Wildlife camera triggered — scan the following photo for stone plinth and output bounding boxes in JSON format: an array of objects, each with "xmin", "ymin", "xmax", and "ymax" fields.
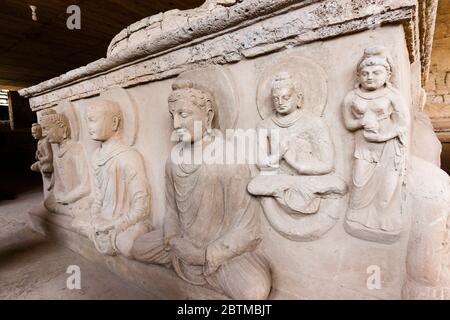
[
  {"xmin": 20, "ymin": 0, "xmax": 450, "ymax": 300},
  {"xmin": 29, "ymin": 205, "xmax": 228, "ymax": 300}
]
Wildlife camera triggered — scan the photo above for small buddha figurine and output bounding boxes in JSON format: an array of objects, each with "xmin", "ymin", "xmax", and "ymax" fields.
[
  {"xmin": 86, "ymin": 99, "xmax": 150, "ymax": 258},
  {"xmin": 132, "ymin": 79, "xmax": 272, "ymax": 300},
  {"xmin": 342, "ymin": 46, "xmax": 410, "ymax": 243},
  {"xmin": 40, "ymin": 109, "xmax": 91, "ymax": 232}
]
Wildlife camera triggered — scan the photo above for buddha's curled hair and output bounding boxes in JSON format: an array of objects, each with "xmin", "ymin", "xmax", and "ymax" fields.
[{"xmin": 168, "ymin": 78, "xmax": 215, "ymax": 114}]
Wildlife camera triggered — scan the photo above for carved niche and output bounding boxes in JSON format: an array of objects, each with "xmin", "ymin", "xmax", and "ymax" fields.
[
  {"xmin": 132, "ymin": 66, "xmax": 272, "ymax": 300},
  {"xmin": 85, "ymin": 88, "xmax": 151, "ymax": 258},
  {"xmin": 39, "ymin": 102, "xmax": 92, "ymax": 234},
  {"xmin": 247, "ymin": 56, "xmax": 348, "ymax": 241}
]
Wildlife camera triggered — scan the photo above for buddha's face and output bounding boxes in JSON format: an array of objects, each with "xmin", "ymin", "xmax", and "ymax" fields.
[
  {"xmin": 169, "ymin": 97, "xmax": 211, "ymax": 143},
  {"xmin": 31, "ymin": 126, "xmax": 42, "ymax": 140},
  {"xmin": 86, "ymin": 107, "xmax": 119, "ymax": 142},
  {"xmin": 359, "ymin": 65, "xmax": 388, "ymax": 91},
  {"xmin": 272, "ymin": 86, "xmax": 299, "ymax": 115},
  {"xmin": 42, "ymin": 122, "xmax": 66, "ymax": 144}
]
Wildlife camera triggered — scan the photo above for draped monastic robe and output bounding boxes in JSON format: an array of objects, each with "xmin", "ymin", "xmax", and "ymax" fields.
[
  {"xmin": 44, "ymin": 140, "xmax": 91, "ymax": 221},
  {"xmin": 133, "ymin": 136, "xmax": 271, "ymax": 299},
  {"xmin": 90, "ymin": 140, "xmax": 150, "ymax": 256},
  {"xmin": 248, "ymin": 109, "xmax": 347, "ymax": 215}
]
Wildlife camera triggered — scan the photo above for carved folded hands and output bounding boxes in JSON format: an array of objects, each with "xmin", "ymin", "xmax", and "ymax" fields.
[{"xmin": 92, "ymin": 217, "xmax": 116, "ymax": 233}]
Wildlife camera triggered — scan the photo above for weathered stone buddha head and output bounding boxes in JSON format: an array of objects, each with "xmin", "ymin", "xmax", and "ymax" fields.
[
  {"xmin": 31, "ymin": 123, "xmax": 43, "ymax": 140},
  {"xmin": 40, "ymin": 109, "xmax": 71, "ymax": 144},
  {"xmin": 86, "ymin": 99, "xmax": 122, "ymax": 143},
  {"xmin": 271, "ymin": 72, "xmax": 303, "ymax": 116},
  {"xmin": 168, "ymin": 79, "xmax": 215, "ymax": 143},
  {"xmin": 357, "ymin": 47, "xmax": 393, "ymax": 91}
]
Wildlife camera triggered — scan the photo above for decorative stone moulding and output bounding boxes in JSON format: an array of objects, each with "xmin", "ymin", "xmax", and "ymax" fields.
[{"xmin": 21, "ymin": 0, "xmax": 450, "ymax": 300}]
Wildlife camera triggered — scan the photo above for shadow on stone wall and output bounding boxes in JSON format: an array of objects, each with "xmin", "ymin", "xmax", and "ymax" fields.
[{"xmin": 441, "ymin": 143, "xmax": 450, "ymax": 174}]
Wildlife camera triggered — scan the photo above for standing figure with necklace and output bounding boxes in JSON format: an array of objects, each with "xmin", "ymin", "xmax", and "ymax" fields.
[{"xmin": 343, "ymin": 46, "xmax": 410, "ymax": 243}]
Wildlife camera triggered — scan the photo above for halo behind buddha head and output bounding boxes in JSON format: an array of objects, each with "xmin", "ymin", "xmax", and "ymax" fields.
[
  {"xmin": 257, "ymin": 56, "xmax": 328, "ymax": 118},
  {"xmin": 98, "ymin": 87, "xmax": 139, "ymax": 146},
  {"xmin": 175, "ymin": 66, "xmax": 239, "ymax": 131},
  {"xmin": 86, "ymin": 98, "xmax": 123, "ymax": 133},
  {"xmin": 59, "ymin": 101, "xmax": 80, "ymax": 141},
  {"xmin": 168, "ymin": 79, "xmax": 216, "ymax": 126},
  {"xmin": 271, "ymin": 72, "xmax": 304, "ymax": 107}
]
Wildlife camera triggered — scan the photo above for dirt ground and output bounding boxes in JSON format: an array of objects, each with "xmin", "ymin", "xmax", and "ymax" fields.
[{"xmin": 0, "ymin": 183, "xmax": 157, "ymax": 300}]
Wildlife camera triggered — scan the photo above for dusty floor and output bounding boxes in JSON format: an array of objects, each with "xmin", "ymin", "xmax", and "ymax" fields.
[{"xmin": 0, "ymin": 180, "xmax": 158, "ymax": 300}]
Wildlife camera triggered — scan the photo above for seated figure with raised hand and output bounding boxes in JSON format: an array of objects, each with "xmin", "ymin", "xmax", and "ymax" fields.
[
  {"xmin": 132, "ymin": 79, "xmax": 271, "ymax": 300},
  {"xmin": 86, "ymin": 99, "xmax": 151, "ymax": 258},
  {"xmin": 247, "ymin": 72, "xmax": 347, "ymax": 241}
]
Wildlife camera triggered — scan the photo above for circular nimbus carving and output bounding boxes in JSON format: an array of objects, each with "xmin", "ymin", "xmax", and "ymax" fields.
[
  {"xmin": 256, "ymin": 56, "xmax": 328, "ymax": 119},
  {"xmin": 100, "ymin": 87, "xmax": 139, "ymax": 146},
  {"xmin": 177, "ymin": 65, "xmax": 239, "ymax": 131},
  {"xmin": 58, "ymin": 101, "xmax": 80, "ymax": 142}
]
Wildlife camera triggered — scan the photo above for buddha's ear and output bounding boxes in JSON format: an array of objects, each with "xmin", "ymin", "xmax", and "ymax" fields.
[
  {"xmin": 63, "ymin": 125, "xmax": 71, "ymax": 139},
  {"xmin": 297, "ymin": 92, "xmax": 304, "ymax": 108},
  {"xmin": 112, "ymin": 115, "xmax": 121, "ymax": 132},
  {"xmin": 63, "ymin": 130, "xmax": 67, "ymax": 139},
  {"xmin": 207, "ymin": 109, "xmax": 214, "ymax": 129},
  {"xmin": 204, "ymin": 100, "xmax": 214, "ymax": 129}
]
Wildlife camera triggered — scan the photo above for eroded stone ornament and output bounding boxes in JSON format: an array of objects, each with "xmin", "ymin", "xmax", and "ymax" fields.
[
  {"xmin": 343, "ymin": 47, "xmax": 410, "ymax": 244},
  {"xmin": 203, "ymin": 0, "xmax": 238, "ymax": 7},
  {"xmin": 40, "ymin": 108, "xmax": 91, "ymax": 232},
  {"xmin": 402, "ymin": 157, "xmax": 450, "ymax": 299},
  {"xmin": 248, "ymin": 67, "xmax": 347, "ymax": 241},
  {"xmin": 86, "ymin": 97, "xmax": 151, "ymax": 258},
  {"xmin": 132, "ymin": 76, "xmax": 272, "ymax": 300},
  {"xmin": 30, "ymin": 122, "xmax": 54, "ymax": 190}
]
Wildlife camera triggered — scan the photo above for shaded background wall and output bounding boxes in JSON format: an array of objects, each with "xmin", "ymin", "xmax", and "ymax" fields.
[
  {"xmin": 0, "ymin": 0, "xmax": 203, "ymax": 197},
  {"xmin": 0, "ymin": 91, "xmax": 38, "ymax": 197},
  {"xmin": 424, "ymin": 0, "xmax": 450, "ymax": 173}
]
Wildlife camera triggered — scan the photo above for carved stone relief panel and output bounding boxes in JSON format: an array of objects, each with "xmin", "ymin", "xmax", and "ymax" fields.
[
  {"xmin": 247, "ymin": 57, "xmax": 348, "ymax": 241},
  {"xmin": 39, "ymin": 102, "xmax": 92, "ymax": 234},
  {"xmin": 17, "ymin": 0, "xmax": 449, "ymax": 300},
  {"xmin": 132, "ymin": 66, "xmax": 272, "ymax": 299},
  {"xmin": 85, "ymin": 88, "xmax": 151, "ymax": 258},
  {"xmin": 402, "ymin": 157, "xmax": 450, "ymax": 299},
  {"xmin": 342, "ymin": 47, "xmax": 410, "ymax": 244}
]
